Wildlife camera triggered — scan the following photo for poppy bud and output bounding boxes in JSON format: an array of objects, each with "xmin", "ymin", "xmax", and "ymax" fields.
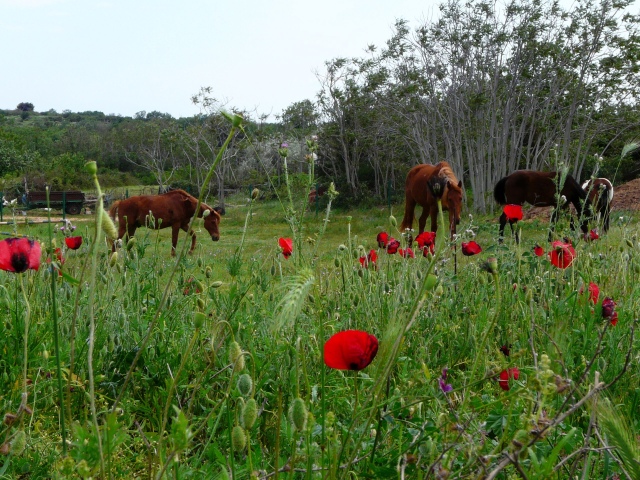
[
  {"xmin": 289, "ymin": 398, "xmax": 308, "ymax": 431},
  {"xmin": 211, "ymin": 281, "xmax": 223, "ymax": 289},
  {"xmin": 197, "ymin": 257, "xmax": 203, "ymax": 268},
  {"xmin": 202, "ymin": 208, "xmax": 210, "ymax": 218},
  {"xmin": 231, "ymin": 425, "xmax": 246, "ymax": 452},
  {"xmin": 119, "ymin": 313, "xmax": 126, "ymax": 327},
  {"xmin": 10, "ymin": 430, "xmax": 26, "ymax": 456},
  {"xmin": 197, "ymin": 298, "xmax": 205, "ymax": 310},
  {"xmin": 229, "ymin": 341, "xmax": 245, "ymax": 372},
  {"xmin": 334, "ymin": 258, "xmax": 341, "ymax": 268},
  {"xmin": 84, "ymin": 161, "xmax": 98, "ymax": 175},
  {"xmin": 626, "ymin": 239, "xmax": 634, "ymax": 248},
  {"xmin": 102, "ymin": 214, "xmax": 118, "ymax": 240},
  {"xmin": 251, "ymin": 188, "xmax": 260, "ymax": 200},
  {"xmin": 389, "ymin": 215, "xmax": 397, "ymax": 227},
  {"xmin": 43, "ymin": 350, "xmax": 49, "ymax": 360},
  {"xmin": 109, "ymin": 251, "xmax": 118, "ymax": 267},
  {"xmin": 237, "ymin": 373, "xmax": 253, "ymax": 396},
  {"xmin": 126, "ymin": 237, "xmax": 137, "ymax": 251},
  {"xmin": 434, "ymin": 285, "xmax": 444, "ymax": 297},
  {"xmin": 242, "ymin": 398, "xmax": 258, "ymax": 429},
  {"xmin": 3, "ymin": 413, "xmax": 17, "ymax": 426},
  {"xmin": 205, "ymin": 266, "xmax": 212, "ymax": 278},
  {"xmin": 512, "ymin": 429, "xmax": 529, "ymax": 449},
  {"xmin": 194, "ymin": 312, "xmax": 206, "ymax": 329}
]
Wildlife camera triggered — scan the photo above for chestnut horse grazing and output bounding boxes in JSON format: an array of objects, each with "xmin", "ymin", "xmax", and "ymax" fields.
[
  {"xmin": 109, "ymin": 189, "xmax": 222, "ymax": 256},
  {"xmin": 493, "ymin": 171, "xmax": 592, "ymax": 240},
  {"xmin": 582, "ymin": 178, "xmax": 613, "ymax": 232},
  {"xmin": 400, "ymin": 162, "xmax": 463, "ymax": 237}
]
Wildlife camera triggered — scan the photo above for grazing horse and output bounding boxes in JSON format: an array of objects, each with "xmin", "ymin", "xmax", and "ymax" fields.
[
  {"xmin": 493, "ymin": 170, "xmax": 592, "ymax": 240},
  {"xmin": 400, "ymin": 162, "xmax": 463, "ymax": 237},
  {"xmin": 582, "ymin": 178, "xmax": 613, "ymax": 232},
  {"xmin": 109, "ymin": 189, "xmax": 223, "ymax": 256}
]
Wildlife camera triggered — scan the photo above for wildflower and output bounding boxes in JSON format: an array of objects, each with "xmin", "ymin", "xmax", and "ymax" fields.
[
  {"xmin": 585, "ymin": 282, "xmax": 600, "ymax": 304},
  {"xmin": 376, "ymin": 232, "xmax": 389, "ymax": 248},
  {"xmin": 461, "ymin": 240, "xmax": 482, "ymax": 256},
  {"xmin": 533, "ymin": 244, "xmax": 544, "ymax": 257},
  {"xmin": 0, "ymin": 238, "xmax": 41, "ymax": 273},
  {"xmin": 587, "ymin": 229, "xmax": 599, "ymax": 241},
  {"xmin": 279, "ymin": 237, "xmax": 293, "ymax": 259},
  {"xmin": 359, "ymin": 249, "xmax": 377, "ymax": 268},
  {"xmin": 602, "ymin": 297, "xmax": 618, "ymax": 326},
  {"xmin": 439, "ymin": 368, "xmax": 453, "ymax": 393},
  {"xmin": 278, "ymin": 142, "xmax": 289, "ymax": 158},
  {"xmin": 503, "ymin": 204, "xmax": 523, "ymax": 222},
  {"xmin": 498, "ymin": 367, "xmax": 520, "ymax": 391},
  {"xmin": 548, "ymin": 240, "xmax": 576, "ymax": 269},
  {"xmin": 398, "ymin": 247, "xmax": 415, "ymax": 258},
  {"xmin": 64, "ymin": 236, "xmax": 83, "ymax": 250},
  {"xmin": 324, "ymin": 330, "xmax": 378, "ymax": 371},
  {"xmin": 415, "ymin": 231, "xmax": 436, "ymax": 255},
  {"xmin": 500, "ymin": 344, "xmax": 511, "ymax": 357},
  {"xmin": 386, "ymin": 238, "xmax": 400, "ymax": 255}
]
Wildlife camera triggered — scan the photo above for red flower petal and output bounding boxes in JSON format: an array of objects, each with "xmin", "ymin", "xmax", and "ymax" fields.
[
  {"xmin": 324, "ymin": 330, "xmax": 378, "ymax": 371},
  {"xmin": 386, "ymin": 238, "xmax": 400, "ymax": 254},
  {"xmin": 376, "ymin": 232, "xmax": 389, "ymax": 248},
  {"xmin": 415, "ymin": 232, "xmax": 436, "ymax": 249},
  {"xmin": 498, "ymin": 367, "xmax": 520, "ymax": 391},
  {"xmin": 548, "ymin": 241, "xmax": 576, "ymax": 269},
  {"xmin": 0, "ymin": 238, "xmax": 42, "ymax": 273},
  {"xmin": 64, "ymin": 236, "xmax": 83, "ymax": 250},
  {"xmin": 398, "ymin": 247, "xmax": 415, "ymax": 258},
  {"xmin": 588, "ymin": 282, "xmax": 600, "ymax": 305},
  {"xmin": 278, "ymin": 237, "xmax": 293, "ymax": 259},
  {"xmin": 589, "ymin": 229, "xmax": 599, "ymax": 241},
  {"xmin": 503, "ymin": 204, "xmax": 523, "ymax": 222},
  {"xmin": 461, "ymin": 240, "xmax": 482, "ymax": 256},
  {"xmin": 533, "ymin": 245, "xmax": 544, "ymax": 257}
]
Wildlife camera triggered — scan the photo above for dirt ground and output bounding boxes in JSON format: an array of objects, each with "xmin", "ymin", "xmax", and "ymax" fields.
[{"xmin": 524, "ymin": 177, "xmax": 640, "ymax": 221}]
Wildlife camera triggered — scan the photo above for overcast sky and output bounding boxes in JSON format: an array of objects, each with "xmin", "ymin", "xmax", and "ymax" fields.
[{"xmin": 0, "ymin": 0, "xmax": 439, "ymax": 119}]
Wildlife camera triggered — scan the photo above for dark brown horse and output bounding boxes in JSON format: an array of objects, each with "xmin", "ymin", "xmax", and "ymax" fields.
[
  {"xmin": 582, "ymin": 178, "xmax": 613, "ymax": 232},
  {"xmin": 493, "ymin": 170, "xmax": 592, "ymax": 240},
  {"xmin": 109, "ymin": 189, "xmax": 223, "ymax": 256},
  {"xmin": 400, "ymin": 162, "xmax": 463, "ymax": 237}
]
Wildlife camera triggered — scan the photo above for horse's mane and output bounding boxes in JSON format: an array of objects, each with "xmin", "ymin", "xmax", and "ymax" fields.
[{"xmin": 435, "ymin": 162, "xmax": 461, "ymax": 191}]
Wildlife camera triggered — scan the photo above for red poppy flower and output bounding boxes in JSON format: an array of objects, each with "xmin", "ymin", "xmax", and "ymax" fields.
[
  {"xmin": 398, "ymin": 247, "xmax": 415, "ymax": 258},
  {"xmin": 359, "ymin": 249, "xmax": 377, "ymax": 268},
  {"xmin": 386, "ymin": 238, "xmax": 400, "ymax": 254},
  {"xmin": 587, "ymin": 229, "xmax": 599, "ymax": 241},
  {"xmin": 324, "ymin": 330, "xmax": 378, "ymax": 371},
  {"xmin": 0, "ymin": 238, "xmax": 41, "ymax": 273},
  {"xmin": 461, "ymin": 241, "xmax": 482, "ymax": 256},
  {"xmin": 602, "ymin": 297, "xmax": 618, "ymax": 325},
  {"xmin": 503, "ymin": 204, "xmax": 523, "ymax": 222},
  {"xmin": 376, "ymin": 232, "xmax": 389, "ymax": 248},
  {"xmin": 548, "ymin": 240, "xmax": 576, "ymax": 269},
  {"xmin": 587, "ymin": 282, "xmax": 600, "ymax": 305},
  {"xmin": 533, "ymin": 245, "xmax": 544, "ymax": 257},
  {"xmin": 278, "ymin": 237, "xmax": 293, "ymax": 259},
  {"xmin": 415, "ymin": 232, "xmax": 436, "ymax": 255},
  {"xmin": 64, "ymin": 236, "xmax": 83, "ymax": 250},
  {"xmin": 498, "ymin": 367, "xmax": 520, "ymax": 391}
]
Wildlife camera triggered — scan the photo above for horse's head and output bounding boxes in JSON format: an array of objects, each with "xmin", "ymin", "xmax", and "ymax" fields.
[
  {"xmin": 202, "ymin": 206, "xmax": 223, "ymax": 242},
  {"xmin": 446, "ymin": 180, "xmax": 463, "ymax": 234}
]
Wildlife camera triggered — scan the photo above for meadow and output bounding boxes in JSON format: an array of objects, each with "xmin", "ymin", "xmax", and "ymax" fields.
[{"xmin": 0, "ymin": 149, "xmax": 639, "ymax": 479}]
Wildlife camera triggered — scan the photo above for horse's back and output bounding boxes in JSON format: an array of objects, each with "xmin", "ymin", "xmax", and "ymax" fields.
[{"xmin": 116, "ymin": 190, "xmax": 196, "ymax": 227}]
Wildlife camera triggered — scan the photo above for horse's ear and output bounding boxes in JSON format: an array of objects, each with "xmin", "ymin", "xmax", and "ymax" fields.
[
  {"xmin": 213, "ymin": 206, "xmax": 226, "ymax": 216},
  {"xmin": 457, "ymin": 180, "xmax": 462, "ymax": 188}
]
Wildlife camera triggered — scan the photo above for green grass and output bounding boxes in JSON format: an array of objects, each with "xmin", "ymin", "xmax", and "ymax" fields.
[{"xmin": 0, "ymin": 193, "xmax": 638, "ymax": 479}]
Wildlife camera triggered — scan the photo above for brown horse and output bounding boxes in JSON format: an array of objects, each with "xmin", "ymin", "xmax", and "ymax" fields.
[
  {"xmin": 493, "ymin": 170, "xmax": 592, "ymax": 240},
  {"xmin": 400, "ymin": 162, "xmax": 463, "ymax": 237},
  {"xmin": 109, "ymin": 189, "xmax": 222, "ymax": 256},
  {"xmin": 582, "ymin": 178, "xmax": 613, "ymax": 232}
]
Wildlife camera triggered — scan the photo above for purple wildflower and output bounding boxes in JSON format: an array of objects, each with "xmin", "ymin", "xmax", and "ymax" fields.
[
  {"xmin": 281, "ymin": 142, "xmax": 289, "ymax": 148},
  {"xmin": 439, "ymin": 368, "xmax": 453, "ymax": 393}
]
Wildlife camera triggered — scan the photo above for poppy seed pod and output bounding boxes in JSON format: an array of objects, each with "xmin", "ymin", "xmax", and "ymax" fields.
[
  {"xmin": 289, "ymin": 398, "xmax": 308, "ymax": 431},
  {"xmin": 211, "ymin": 281, "xmax": 223, "ymax": 289},
  {"xmin": 237, "ymin": 373, "xmax": 253, "ymax": 396},
  {"xmin": 102, "ymin": 214, "xmax": 118, "ymax": 240},
  {"xmin": 205, "ymin": 266, "xmax": 212, "ymax": 278},
  {"xmin": 231, "ymin": 425, "xmax": 246, "ymax": 452},
  {"xmin": 126, "ymin": 237, "xmax": 136, "ymax": 250},
  {"xmin": 242, "ymin": 398, "xmax": 258, "ymax": 429},
  {"xmin": 109, "ymin": 251, "xmax": 118, "ymax": 267}
]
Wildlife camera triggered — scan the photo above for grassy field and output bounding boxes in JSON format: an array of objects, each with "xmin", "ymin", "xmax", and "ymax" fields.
[{"xmin": 0, "ymin": 189, "xmax": 639, "ymax": 479}]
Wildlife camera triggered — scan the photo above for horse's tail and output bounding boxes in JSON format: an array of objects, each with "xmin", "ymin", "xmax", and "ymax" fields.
[
  {"xmin": 493, "ymin": 177, "xmax": 508, "ymax": 205},
  {"xmin": 109, "ymin": 200, "xmax": 121, "ymax": 220}
]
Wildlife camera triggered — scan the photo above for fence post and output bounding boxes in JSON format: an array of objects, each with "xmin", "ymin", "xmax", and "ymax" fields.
[
  {"xmin": 62, "ymin": 191, "xmax": 66, "ymax": 220},
  {"xmin": 249, "ymin": 184, "xmax": 253, "ymax": 199},
  {"xmin": 0, "ymin": 192, "xmax": 3, "ymax": 222}
]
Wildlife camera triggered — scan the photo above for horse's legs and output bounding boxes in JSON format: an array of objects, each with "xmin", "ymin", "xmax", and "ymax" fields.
[
  {"xmin": 418, "ymin": 207, "xmax": 429, "ymax": 234},
  {"xmin": 429, "ymin": 206, "xmax": 439, "ymax": 233},
  {"xmin": 171, "ymin": 226, "xmax": 181, "ymax": 256},
  {"xmin": 498, "ymin": 212, "xmax": 507, "ymax": 242},
  {"xmin": 400, "ymin": 196, "xmax": 417, "ymax": 232}
]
